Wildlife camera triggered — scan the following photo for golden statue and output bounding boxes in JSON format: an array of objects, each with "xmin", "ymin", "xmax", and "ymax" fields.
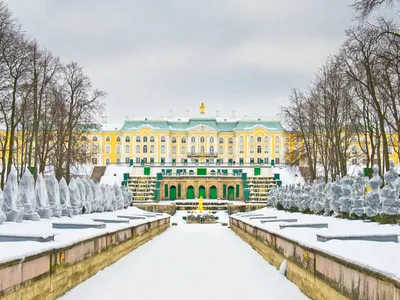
[
  {"xmin": 200, "ymin": 103, "xmax": 206, "ymax": 115},
  {"xmin": 197, "ymin": 196, "xmax": 204, "ymax": 211}
]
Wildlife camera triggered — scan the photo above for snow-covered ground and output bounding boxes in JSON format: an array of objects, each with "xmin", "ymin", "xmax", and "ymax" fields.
[
  {"xmin": 233, "ymin": 208, "xmax": 400, "ymax": 281},
  {"xmin": 100, "ymin": 165, "xmax": 131, "ymax": 185},
  {"xmin": 0, "ymin": 207, "xmax": 166, "ymax": 264},
  {"xmin": 61, "ymin": 211, "xmax": 307, "ymax": 300}
]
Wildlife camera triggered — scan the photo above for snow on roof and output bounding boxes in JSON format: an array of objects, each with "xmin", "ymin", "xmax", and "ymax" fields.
[{"xmin": 100, "ymin": 123, "xmax": 124, "ymax": 131}]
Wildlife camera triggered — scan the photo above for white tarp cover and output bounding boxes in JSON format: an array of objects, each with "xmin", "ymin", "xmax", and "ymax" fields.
[
  {"xmin": 3, "ymin": 167, "xmax": 24, "ymax": 222},
  {"xmin": 59, "ymin": 177, "xmax": 73, "ymax": 217},
  {"xmin": 92, "ymin": 181, "xmax": 104, "ymax": 213},
  {"xmin": 35, "ymin": 174, "xmax": 51, "ymax": 219},
  {"xmin": 101, "ymin": 184, "xmax": 113, "ymax": 211},
  {"xmin": 46, "ymin": 173, "xmax": 62, "ymax": 217},
  {"xmin": 113, "ymin": 183, "xmax": 124, "ymax": 210},
  {"xmin": 0, "ymin": 188, "xmax": 6, "ymax": 224},
  {"xmin": 83, "ymin": 180, "xmax": 94, "ymax": 213},
  {"xmin": 76, "ymin": 178, "xmax": 87, "ymax": 214},
  {"xmin": 69, "ymin": 178, "xmax": 82, "ymax": 215},
  {"xmin": 18, "ymin": 168, "xmax": 40, "ymax": 221}
]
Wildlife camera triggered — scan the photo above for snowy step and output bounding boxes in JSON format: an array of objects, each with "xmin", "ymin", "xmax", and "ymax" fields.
[
  {"xmin": 0, "ymin": 233, "xmax": 55, "ymax": 243},
  {"xmin": 260, "ymin": 219, "xmax": 298, "ymax": 223},
  {"xmin": 132, "ymin": 214, "xmax": 156, "ymax": 218},
  {"xmin": 279, "ymin": 223, "xmax": 328, "ymax": 229},
  {"xmin": 92, "ymin": 218, "xmax": 130, "ymax": 224},
  {"xmin": 317, "ymin": 233, "xmax": 399, "ymax": 243},
  {"xmin": 52, "ymin": 222, "xmax": 106, "ymax": 229},
  {"xmin": 237, "ymin": 214, "xmax": 264, "ymax": 217},
  {"xmin": 117, "ymin": 215, "xmax": 146, "ymax": 220},
  {"xmin": 249, "ymin": 216, "xmax": 278, "ymax": 220}
]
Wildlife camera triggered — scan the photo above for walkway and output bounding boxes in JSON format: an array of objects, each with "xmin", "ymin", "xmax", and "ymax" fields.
[{"xmin": 61, "ymin": 213, "xmax": 307, "ymax": 300}]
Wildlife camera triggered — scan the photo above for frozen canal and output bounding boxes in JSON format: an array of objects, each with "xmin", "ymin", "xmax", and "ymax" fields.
[{"xmin": 61, "ymin": 212, "xmax": 307, "ymax": 300}]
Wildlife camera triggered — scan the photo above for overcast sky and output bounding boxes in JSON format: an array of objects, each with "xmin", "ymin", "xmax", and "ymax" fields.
[{"xmin": 6, "ymin": 0, "xmax": 355, "ymax": 121}]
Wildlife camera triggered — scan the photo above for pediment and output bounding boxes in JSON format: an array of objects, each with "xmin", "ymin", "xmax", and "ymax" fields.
[{"xmin": 187, "ymin": 124, "xmax": 217, "ymax": 132}]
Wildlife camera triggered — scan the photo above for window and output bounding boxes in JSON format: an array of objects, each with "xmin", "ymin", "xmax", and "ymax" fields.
[
  {"xmin": 161, "ymin": 145, "xmax": 165, "ymax": 153},
  {"xmin": 143, "ymin": 136, "xmax": 148, "ymax": 142},
  {"xmin": 275, "ymin": 157, "xmax": 280, "ymax": 164},
  {"xmin": 250, "ymin": 136, "xmax": 254, "ymax": 143},
  {"xmin": 92, "ymin": 158, "xmax": 98, "ymax": 165},
  {"xmin": 352, "ymin": 158, "xmax": 358, "ymax": 165},
  {"xmin": 116, "ymin": 145, "xmax": 121, "ymax": 154},
  {"xmin": 352, "ymin": 146, "xmax": 358, "ymax": 154},
  {"xmin": 191, "ymin": 146, "xmax": 195, "ymax": 153},
  {"xmin": 275, "ymin": 136, "xmax": 280, "ymax": 143},
  {"xmin": 92, "ymin": 144, "xmax": 98, "ymax": 153},
  {"xmin": 265, "ymin": 145, "xmax": 269, "ymax": 153},
  {"xmin": 228, "ymin": 137, "xmax": 233, "ymax": 144},
  {"xmin": 106, "ymin": 136, "xmax": 110, "ymax": 142},
  {"xmin": 125, "ymin": 145, "xmax": 130, "ymax": 153},
  {"xmin": 240, "ymin": 136, "xmax": 244, "ymax": 143},
  {"xmin": 284, "ymin": 145, "xmax": 289, "ymax": 154},
  {"xmin": 136, "ymin": 157, "xmax": 141, "ymax": 163},
  {"xmin": 125, "ymin": 136, "xmax": 131, "ymax": 143},
  {"xmin": 210, "ymin": 137, "xmax": 214, "ymax": 143},
  {"xmin": 125, "ymin": 157, "xmax": 130, "ymax": 164},
  {"xmin": 181, "ymin": 137, "xmax": 186, "ymax": 143},
  {"xmin": 275, "ymin": 145, "xmax": 280, "ymax": 154},
  {"xmin": 172, "ymin": 137, "xmax": 177, "ymax": 143},
  {"xmin": 228, "ymin": 146, "xmax": 233, "ymax": 154},
  {"xmin": 200, "ymin": 146, "xmax": 205, "ymax": 154},
  {"xmin": 285, "ymin": 137, "xmax": 290, "ymax": 143},
  {"xmin": 105, "ymin": 145, "xmax": 110, "ymax": 154},
  {"xmin": 200, "ymin": 136, "xmax": 205, "ymax": 143},
  {"xmin": 191, "ymin": 136, "xmax": 196, "ymax": 143},
  {"xmin": 285, "ymin": 159, "xmax": 290, "ymax": 165},
  {"xmin": 250, "ymin": 145, "xmax": 254, "ymax": 153},
  {"xmin": 264, "ymin": 136, "xmax": 268, "ymax": 143},
  {"xmin": 136, "ymin": 145, "xmax": 140, "ymax": 153},
  {"xmin": 219, "ymin": 146, "xmax": 224, "ymax": 154},
  {"xmin": 257, "ymin": 145, "xmax": 262, "ymax": 153},
  {"xmin": 136, "ymin": 136, "xmax": 141, "ymax": 142},
  {"xmin": 172, "ymin": 146, "xmax": 176, "ymax": 154},
  {"xmin": 240, "ymin": 145, "xmax": 244, "ymax": 153},
  {"xmin": 257, "ymin": 136, "xmax": 261, "ymax": 143},
  {"xmin": 210, "ymin": 146, "xmax": 214, "ymax": 154},
  {"xmin": 106, "ymin": 158, "xmax": 110, "ymax": 165},
  {"xmin": 143, "ymin": 145, "xmax": 148, "ymax": 153},
  {"xmin": 150, "ymin": 145, "xmax": 154, "ymax": 153},
  {"xmin": 295, "ymin": 145, "xmax": 300, "ymax": 153},
  {"xmin": 219, "ymin": 137, "xmax": 224, "ymax": 143},
  {"xmin": 181, "ymin": 146, "xmax": 186, "ymax": 154},
  {"xmin": 81, "ymin": 136, "xmax": 86, "ymax": 141},
  {"xmin": 150, "ymin": 136, "xmax": 154, "ymax": 142},
  {"xmin": 161, "ymin": 136, "xmax": 165, "ymax": 142},
  {"xmin": 265, "ymin": 157, "xmax": 269, "ymax": 164},
  {"xmin": 388, "ymin": 146, "xmax": 393, "ymax": 155},
  {"xmin": 92, "ymin": 136, "xmax": 98, "ymax": 142},
  {"xmin": 116, "ymin": 158, "xmax": 120, "ymax": 164},
  {"xmin": 116, "ymin": 136, "xmax": 121, "ymax": 142},
  {"xmin": 352, "ymin": 137, "xmax": 358, "ymax": 143}
]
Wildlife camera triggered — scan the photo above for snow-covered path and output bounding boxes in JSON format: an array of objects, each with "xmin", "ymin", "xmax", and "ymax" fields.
[{"xmin": 61, "ymin": 213, "xmax": 307, "ymax": 300}]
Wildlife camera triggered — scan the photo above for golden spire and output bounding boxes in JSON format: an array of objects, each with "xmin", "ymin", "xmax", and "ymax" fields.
[{"xmin": 200, "ymin": 103, "xmax": 206, "ymax": 115}]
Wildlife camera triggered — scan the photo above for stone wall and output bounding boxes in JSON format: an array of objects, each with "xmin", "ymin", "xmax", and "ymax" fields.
[
  {"xmin": 227, "ymin": 204, "xmax": 269, "ymax": 215},
  {"xmin": 230, "ymin": 217, "xmax": 400, "ymax": 300},
  {"xmin": 0, "ymin": 217, "xmax": 170, "ymax": 300},
  {"xmin": 132, "ymin": 204, "xmax": 177, "ymax": 215}
]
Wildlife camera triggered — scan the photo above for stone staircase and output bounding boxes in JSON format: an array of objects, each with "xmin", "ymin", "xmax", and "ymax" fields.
[
  {"xmin": 247, "ymin": 177, "xmax": 278, "ymax": 202},
  {"xmin": 127, "ymin": 176, "xmax": 157, "ymax": 202}
]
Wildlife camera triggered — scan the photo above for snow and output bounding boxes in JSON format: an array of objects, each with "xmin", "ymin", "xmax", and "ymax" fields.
[
  {"xmin": 233, "ymin": 208, "xmax": 400, "ymax": 281},
  {"xmin": 0, "ymin": 207, "xmax": 167, "ymax": 264},
  {"xmin": 100, "ymin": 123, "xmax": 124, "ymax": 131},
  {"xmin": 100, "ymin": 165, "xmax": 131, "ymax": 186},
  {"xmin": 273, "ymin": 166, "xmax": 304, "ymax": 185},
  {"xmin": 61, "ymin": 211, "xmax": 307, "ymax": 300}
]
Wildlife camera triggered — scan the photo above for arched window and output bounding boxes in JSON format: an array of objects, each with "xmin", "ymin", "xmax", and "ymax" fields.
[
  {"xmin": 161, "ymin": 136, "xmax": 165, "ymax": 142},
  {"xmin": 275, "ymin": 145, "xmax": 280, "ymax": 154},
  {"xmin": 191, "ymin": 146, "xmax": 195, "ymax": 154},
  {"xmin": 125, "ymin": 145, "xmax": 130, "ymax": 153},
  {"xmin": 250, "ymin": 145, "xmax": 254, "ymax": 153},
  {"xmin": 125, "ymin": 136, "xmax": 130, "ymax": 143},
  {"xmin": 136, "ymin": 136, "xmax": 140, "ymax": 142},
  {"xmin": 150, "ymin": 136, "xmax": 154, "ymax": 142},
  {"xmin": 265, "ymin": 145, "xmax": 269, "ymax": 153},
  {"xmin": 228, "ymin": 146, "xmax": 233, "ymax": 154},
  {"xmin": 143, "ymin": 145, "xmax": 148, "ymax": 153},
  {"xmin": 284, "ymin": 145, "xmax": 289, "ymax": 154},
  {"xmin": 200, "ymin": 146, "xmax": 205, "ymax": 154},
  {"xmin": 219, "ymin": 137, "xmax": 224, "ymax": 143},
  {"xmin": 161, "ymin": 145, "xmax": 165, "ymax": 153},
  {"xmin": 219, "ymin": 146, "xmax": 224, "ymax": 154},
  {"xmin": 257, "ymin": 136, "xmax": 262, "ymax": 143},
  {"xmin": 105, "ymin": 145, "xmax": 110, "ymax": 154},
  {"xmin": 92, "ymin": 144, "xmax": 98, "ymax": 153},
  {"xmin": 257, "ymin": 145, "xmax": 262, "ymax": 153},
  {"xmin": 172, "ymin": 146, "xmax": 176, "ymax": 154},
  {"xmin": 106, "ymin": 158, "xmax": 110, "ymax": 165},
  {"xmin": 210, "ymin": 137, "xmax": 214, "ymax": 143},
  {"xmin": 150, "ymin": 145, "xmax": 154, "ymax": 153},
  {"xmin": 275, "ymin": 136, "xmax": 280, "ymax": 143},
  {"xmin": 136, "ymin": 145, "xmax": 140, "ymax": 153},
  {"xmin": 191, "ymin": 136, "xmax": 196, "ymax": 143},
  {"xmin": 116, "ymin": 145, "xmax": 121, "ymax": 154},
  {"xmin": 210, "ymin": 146, "xmax": 214, "ymax": 154},
  {"xmin": 200, "ymin": 136, "xmax": 205, "ymax": 143},
  {"xmin": 240, "ymin": 145, "xmax": 244, "ymax": 153},
  {"xmin": 92, "ymin": 136, "xmax": 98, "ymax": 142},
  {"xmin": 106, "ymin": 136, "xmax": 110, "ymax": 142},
  {"xmin": 264, "ymin": 136, "xmax": 268, "ymax": 143},
  {"xmin": 172, "ymin": 137, "xmax": 177, "ymax": 143},
  {"xmin": 228, "ymin": 137, "xmax": 233, "ymax": 144},
  {"xmin": 352, "ymin": 146, "xmax": 358, "ymax": 154},
  {"xmin": 240, "ymin": 136, "xmax": 244, "ymax": 143},
  {"xmin": 116, "ymin": 136, "xmax": 121, "ymax": 142},
  {"xmin": 250, "ymin": 136, "xmax": 254, "ymax": 143},
  {"xmin": 181, "ymin": 137, "xmax": 186, "ymax": 143},
  {"xmin": 143, "ymin": 136, "xmax": 148, "ymax": 142},
  {"xmin": 181, "ymin": 146, "xmax": 186, "ymax": 154},
  {"xmin": 81, "ymin": 136, "xmax": 87, "ymax": 141}
]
